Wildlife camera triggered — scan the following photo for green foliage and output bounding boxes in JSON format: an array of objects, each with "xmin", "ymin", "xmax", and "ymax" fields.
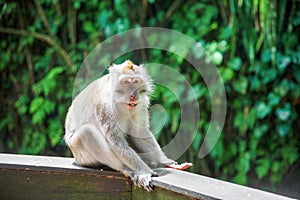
[{"xmin": 0, "ymin": 0, "xmax": 299, "ymax": 195}]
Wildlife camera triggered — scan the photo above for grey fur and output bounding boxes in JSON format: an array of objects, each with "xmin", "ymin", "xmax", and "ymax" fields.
[{"xmin": 65, "ymin": 61, "xmax": 174, "ymax": 191}]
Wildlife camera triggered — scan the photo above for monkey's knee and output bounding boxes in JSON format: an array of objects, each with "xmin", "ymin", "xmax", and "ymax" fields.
[
  {"xmin": 66, "ymin": 125, "xmax": 107, "ymax": 164},
  {"xmin": 66, "ymin": 124, "xmax": 124, "ymax": 170},
  {"xmin": 67, "ymin": 125, "xmax": 108, "ymax": 149}
]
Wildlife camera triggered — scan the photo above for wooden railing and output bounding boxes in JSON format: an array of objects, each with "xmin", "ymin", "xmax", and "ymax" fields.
[{"xmin": 0, "ymin": 154, "xmax": 295, "ymax": 200}]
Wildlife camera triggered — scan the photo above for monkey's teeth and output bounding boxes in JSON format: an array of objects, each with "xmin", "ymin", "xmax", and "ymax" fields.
[{"xmin": 127, "ymin": 103, "xmax": 137, "ymax": 108}]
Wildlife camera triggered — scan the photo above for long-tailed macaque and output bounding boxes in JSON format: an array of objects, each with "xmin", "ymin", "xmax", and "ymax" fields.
[{"xmin": 65, "ymin": 60, "xmax": 176, "ymax": 191}]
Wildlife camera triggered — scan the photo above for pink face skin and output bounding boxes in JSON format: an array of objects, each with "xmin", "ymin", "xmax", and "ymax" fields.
[{"xmin": 116, "ymin": 77, "xmax": 147, "ymax": 111}]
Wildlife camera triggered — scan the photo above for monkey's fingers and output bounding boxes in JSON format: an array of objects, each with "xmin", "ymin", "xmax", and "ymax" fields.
[
  {"xmin": 168, "ymin": 162, "xmax": 193, "ymax": 170},
  {"xmin": 146, "ymin": 181, "xmax": 154, "ymax": 192},
  {"xmin": 134, "ymin": 173, "xmax": 154, "ymax": 192}
]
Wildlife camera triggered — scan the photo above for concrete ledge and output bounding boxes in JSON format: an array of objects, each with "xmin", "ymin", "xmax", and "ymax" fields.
[
  {"xmin": 152, "ymin": 169, "xmax": 295, "ymax": 200},
  {"xmin": 0, "ymin": 154, "xmax": 295, "ymax": 200}
]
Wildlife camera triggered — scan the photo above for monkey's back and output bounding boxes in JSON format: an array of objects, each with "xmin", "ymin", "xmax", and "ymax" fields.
[
  {"xmin": 65, "ymin": 74, "xmax": 112, "ymax": 135},
  {"xmin": 65, "ymin": 79, "xmax": 100, "ymax": 137}
]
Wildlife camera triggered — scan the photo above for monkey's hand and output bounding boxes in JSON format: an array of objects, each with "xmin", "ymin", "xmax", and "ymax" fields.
[
  {"xmin": 168, "ymin": 162, "xmax": 193, "ymax": 170},
  {"xmin": 131, "ymin": 172, "xmax": 157, "ymax": 192}
]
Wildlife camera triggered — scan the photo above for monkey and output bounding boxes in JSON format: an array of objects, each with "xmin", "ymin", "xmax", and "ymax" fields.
[{"xmin": 64, "ymin": 60, "xmax": 177, "ymax": 191}]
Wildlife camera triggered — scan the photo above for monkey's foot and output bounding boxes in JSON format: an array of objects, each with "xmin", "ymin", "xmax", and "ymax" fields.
[
  {"xmin": 168, "ymin": 162, "xmax": 193, "ymax": 170},
  {"xmin": 131, "ymin": 172, "xmax": 154, "ymax": 192}
]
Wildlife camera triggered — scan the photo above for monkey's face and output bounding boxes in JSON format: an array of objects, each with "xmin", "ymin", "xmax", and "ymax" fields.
[
  {"xmin": 114, "ymin": 76, "xmax": 149, "ymax": 111},
  {"xmin": 110, "ymin": 60, "xmax": 153, "ymax": 112}
]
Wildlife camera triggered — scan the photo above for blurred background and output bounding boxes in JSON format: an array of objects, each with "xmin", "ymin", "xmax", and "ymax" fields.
[{"xmin": 0, "ymin": 0, "xmax": 299, "ymax": 198}]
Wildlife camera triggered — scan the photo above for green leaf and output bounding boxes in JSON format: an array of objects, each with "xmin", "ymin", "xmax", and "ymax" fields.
[
  {"xmin": 29, "ymin": 97, "xmax": 55, "ymax": 125},
  {"xmin": 233, "ymin": 110, "xmax": 243, "ymax": 128},
  {"xmin": 48, "ymin": 119, "xmax": 64, "ymax": 147},
  {"xmin": 74, "ymin": 0, "xmax": 81, "ymax": 9},
  {"xmin": 210, "ymin": 137, "xmax": 224, "ymax": 160},
  {"xmin": 277, "ymin": 124, "xmax": 291, "ymax": 137},
  {"xmin": 29, "ymin": 97, "xmax": 44, "ymax": 114},
  {"xmin": 253, "ymin": 124, "xmax": 268, "ymax": 138},
  {"xmin": 276, "ymin": 103, "xmax": 291, "ymax": 121},
  {"xmin": 256, "ymin": 158, "xmax": 270, "ymax": 179},
  {"xmin": 271, "ymin": 161, "xmax": 281, "ymax": 173},
  {"xmin": 270, "ymin": 173, "xmax": 283, "ymax": 184},
  {"xmin": 220, "ymin": 67, "xmax": 234, "ymax": 82},
  {"xmin": 237, "ymin": 152, "xmax": 251, "ymax": 174},
  {"xmin": 276, "ymin": 54, "xmax": 291, "ymax": 72},
  {"xmin": 219, "ymin": 27, "xmax": 232, "ymax": 40},
  {"xmin": 228, "ymin": 57, "xmax": 242, "ymax": 71},
  {"xmin": 267, "ymin": 92, "xmax": 280, "ymax": 106},
  {"xmin": 233, "ymin": 172, "xmax": 247, "ymax": 185},
  {"xmin": 14, "ymin": 95, "xmax": 29, "ymax": 115},
  {"xmin": 250, "ymin": 135, "xmax": 259, "ymax": 151},
  {"xmin": 0, "ymin": 113, "xmax": 13, "ymax": 131},
  {"xmin": 7, "ymin": 140, "xmax": 14, "ymax": 150},
  {"xmin": 44, "ymin": 100, "xmax": 55, "ymax": 114},
  {"xmin": 261, "ymin": 49, "xmax": 271, "ymax": 63},
  {"xmin": 32, "ymin": 110, "xmax": 46, "ymax": 125},
  {"xmin": 255, "ymin": 102, "xmax": 271, "ymax": 119},
  {"xmin": 274, "ymin": 79, "xmax": 290, "ymax": 97},
  {"xmin": 83, "ymin": 21, "xmax": 94, "ymax": 33},
  {"xmin": 192, "ymin": 133, "xmax": 202, "ymax": 152},
  {"xmin": 228, "ymin": 142, "xmax": 238, "ymax": 156},
  {"xmin": 247, "ymin": 108, "xmax": 256, "ymax": 128},
  {"xmin": 211, "ymin": 51, "xmax": 223, "ymax": 65},
  {"xmin": 249, "ymin": 76, "xmax": 261, "ymax": 92},
  {"xmin": 283, "ymin": 33, "xmax": 298, "ymax": 49},
  {"xmin": 282, "ymin": 146, "xmax": 299, "ymax": 164},
  {"xmin": 293, "ymin": 65, "xmax": 300, "ymax": 83},
  {"xmin": 47, "ymin": 66, "xmax": 64, "ymax": 78},
  {"xmin": 19, "ymin": 132, "xmax": 47, "ymax": 154},
  {"xmin": 262, "ymin": 68, "xmax": 277, "ymax": 84},
  {"xmin": 186, "ymin": 84, "xmax": 206, "ymax": 101},
  {"xmin": 239, "ymin": 140, "xmax": 247, "ymax": 154},
  {"xmin": 232, "ymin": 76, "xmax": 248, "ymax": 95},
  {"xmin": 32, "ymin": 66, "xmax": 64, "ymax": 96}
]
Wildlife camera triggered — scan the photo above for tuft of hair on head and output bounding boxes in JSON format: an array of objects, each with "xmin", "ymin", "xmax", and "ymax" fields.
[{"xmin": 122, "ymin": 60, "xmax": 135, "ymax": 74}]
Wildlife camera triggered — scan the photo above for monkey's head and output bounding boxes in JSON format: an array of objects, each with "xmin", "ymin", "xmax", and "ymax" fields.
[{"xmin": 110, "ymin": 60, "xmax": 153, "ymax": 111}]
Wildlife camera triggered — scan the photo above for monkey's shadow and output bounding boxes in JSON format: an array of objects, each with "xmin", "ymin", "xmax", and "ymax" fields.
[
  {"xmin": 72, "ymin": 162, "xmax": 117, "ymax": 172},
  {"xmin": 72, "ymin": 162, "xmax": 171, "ymax": 177}
]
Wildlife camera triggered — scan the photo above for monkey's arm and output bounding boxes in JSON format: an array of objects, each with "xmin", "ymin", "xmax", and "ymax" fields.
[
  {"xmin": 106, "ymin": 132, "xmax": 156, "ymax": 191},
  {"xmin": 129, "ymin": 129, "xmax": 176, "ymax": 168},
  {"xmin": 131, "ymin": 132, "xmax": 192, "ymax": 170},
  {"xmin": 108, "ymin": 135, "xmax": 153, "ymax": 172}
]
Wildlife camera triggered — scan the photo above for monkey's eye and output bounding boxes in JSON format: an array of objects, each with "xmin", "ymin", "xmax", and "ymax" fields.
[
  {"xmin": 133, "ymin": 78, "xmax": 141, "ymax": 85},
  {"xmin": 122, "ymin": 79, "xmax": 130, "ymax": 85},
  {"xmin": 115, "ymin": 90, "xmax": 124, "ymax": 94},
  {"xmin": 140, "ymin": 89, "xmax": 147, "ymax": 93}
]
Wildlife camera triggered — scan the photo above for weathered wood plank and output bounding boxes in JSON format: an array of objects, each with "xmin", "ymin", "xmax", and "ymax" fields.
[
  {"xmin": 0, "ymin": 154, "xmax": 131, "ymax": 200},
  {"xmin": 0, "ymin": 154, "xmax": 296, "ymax": 200},
  {"xmin": 0, "ymin": 169, "xmax": 131, "ymax": 200}
]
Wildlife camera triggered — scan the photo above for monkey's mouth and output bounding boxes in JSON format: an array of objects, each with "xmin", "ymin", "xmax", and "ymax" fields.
[{"xmin": 126, "ymin": 102, "xmax": 138, "ymax": 108}]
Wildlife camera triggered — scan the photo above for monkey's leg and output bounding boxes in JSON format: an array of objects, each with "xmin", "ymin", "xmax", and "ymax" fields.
[{"xmin": 65, "ymin": 124, "xmax": 124, "ymax": 170}]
